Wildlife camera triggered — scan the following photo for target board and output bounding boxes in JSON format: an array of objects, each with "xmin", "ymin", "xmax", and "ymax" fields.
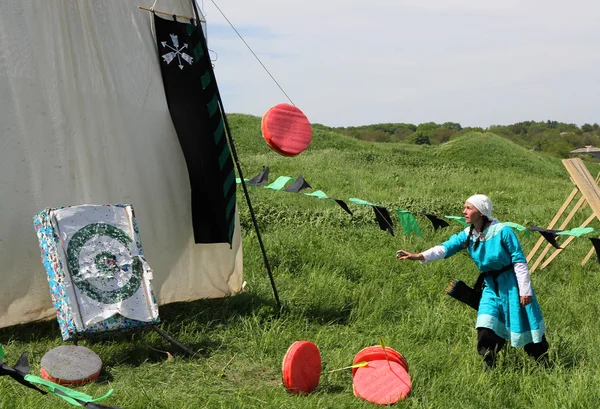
[{"xmin": 34, "ymin": 204, "xmax": 159, "ymax": 340}]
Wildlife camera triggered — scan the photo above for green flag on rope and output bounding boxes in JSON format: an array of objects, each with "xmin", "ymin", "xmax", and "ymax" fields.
[
  {"xmin": 304, "ymin": 190, "xmax": 328, "ymax": 199},
  {"xmin": 396, "ymin": 210, "xmax": 423, "ymax": 237},
  {"xmin": 349, "ymin": 198, "xmax": 376, "ymax": 206},
  {"xmin": 265, "ymin": 176, "xmax": 294, "ymax": 191},
  {"xmin": 445, "ymin": 216, "xmax": 469, "ymax": 227},
  {"xmin": 556, "ymin": 227, "xmax": 596, "ymax": 237},
  {"xmin": 503, "ymin": 222, "xmax": 531, "ymax": 238}
]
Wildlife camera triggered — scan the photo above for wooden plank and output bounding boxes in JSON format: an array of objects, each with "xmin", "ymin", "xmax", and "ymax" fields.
[
  {"xmin": 562, "ymin": 158, "xmax": 600, "ymax": 219},
  {"xmin": 530, "ymin": 194, "xmax": 588, "ymax": 272},
  {"xmin": 526, "ymin": 187, "xmax": 578, "ymax": 263},
  {"xmin": 540, "ymin": 213, "xmax": 597, "ymax": 269},
  {"xmin": 581, "ymin": 245, "xmax": 596, "ymax": 265}
]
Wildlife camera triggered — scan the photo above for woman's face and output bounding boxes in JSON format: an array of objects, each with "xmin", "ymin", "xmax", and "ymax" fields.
[{"xmin": 463, "ymin": 201, "xmax": 483, "ymax": 224}]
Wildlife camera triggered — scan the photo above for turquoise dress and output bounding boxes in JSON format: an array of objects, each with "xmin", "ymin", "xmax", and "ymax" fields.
[{"xmin": 441, "ymin": 221, "xmax": 546, "ymax": 347}]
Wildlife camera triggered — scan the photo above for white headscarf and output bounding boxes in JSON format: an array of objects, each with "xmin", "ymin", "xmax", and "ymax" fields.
[{"xmin": 466, "ymin": 194, "xmax": 494, "ymax": 220}]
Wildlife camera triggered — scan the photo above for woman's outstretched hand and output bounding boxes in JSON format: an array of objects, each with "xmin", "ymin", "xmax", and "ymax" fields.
[{"xmin": 396, "ymin": 250, "xmax": 424, "ymax": 261}]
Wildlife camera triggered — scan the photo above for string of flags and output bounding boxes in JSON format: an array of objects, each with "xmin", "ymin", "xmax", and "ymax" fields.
[{"xmin": 237, "ymin": 167, "xmax": 600, "ymax": 262}]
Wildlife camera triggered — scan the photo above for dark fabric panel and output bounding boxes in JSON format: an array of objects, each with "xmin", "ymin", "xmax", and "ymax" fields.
[{"xmin": 154, "ymin": 15, "xmax": 236, "ymax": 245}]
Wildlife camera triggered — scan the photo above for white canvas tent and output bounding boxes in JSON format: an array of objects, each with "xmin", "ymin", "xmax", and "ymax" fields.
[{"xmin": 0, "ymin": 0, "xmax": 243, "ymax": 329}]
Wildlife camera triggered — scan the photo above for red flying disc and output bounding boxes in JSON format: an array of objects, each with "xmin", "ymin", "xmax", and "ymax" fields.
[
  {"xmin": 353, "ymin": 360, "xmax": 412, "ymax": 405},
  {"xmin": 352, "ymin": 346, "xmax": 408, "ymax": 376},
  {"xmin": 281, "ymin": 341, "xmax": 322, "ymax": 394},
  {"xmin": 40, "ymin": 346, "xmax": 102, "ymax": 386},
  {"xmin": 261, "ymin": 103, "xmax": 312, "ymax": 156}
]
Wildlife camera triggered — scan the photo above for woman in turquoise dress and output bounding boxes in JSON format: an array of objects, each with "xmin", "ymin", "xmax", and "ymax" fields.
[{"xmin": 397, "ymin": 194, "xmax": 548, "ymax": 368}]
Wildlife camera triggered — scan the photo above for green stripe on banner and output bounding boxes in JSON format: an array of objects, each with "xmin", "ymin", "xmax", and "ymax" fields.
[
  {"xmin": 223, "ymin": 170, "xmax": 235, "ymax": 194},
  {"xmin": 305, "ymin": 190, "xmax": 328, "ymax": 198},
  {"xmin": 556, "ymin": 226, "xmax": 596, "ymax": 237},
  {"xmin": 225, "ymin": 195, "xmax": 236, "ymax": 220},
  {"xmin": 445, "ymin": 216, "xmax": 469, "ymax": 227},
  {"xmin": 201, "ymin": 71, "xmax": 211, "ymax": 89},
  {"xmin": 218, "ymin": 146, "xmax": 231, "ymax": 170},
  {"xmin": 265, "ymin": 176, "xmax": 293, "ymax": 190},
  {"xmin": 396, "ymin": 210, "xmax": 423, "ymax": 237},
  {"xmin": 349, "ymin": 198, "xmax": 375, "ymax": 206},
  {"xmin": 207, "ymin": 94, "xmax": 219, "ymax": 117},
  {"xmin": 213, "ymin": 119, "xmax": 224, "ymax": 144}
]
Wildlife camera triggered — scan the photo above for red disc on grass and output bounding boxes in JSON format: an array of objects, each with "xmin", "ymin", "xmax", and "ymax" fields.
[
  {"xmin": 353, "ymin": 360, "xmax": 412, "ymax": 405},
  {"xmin": 261, "ymin": 103, "xmax": 312, "ymax": 156},
  {"xmin": 40, "ymin": 345, "xmax": 102, "ymax": 386},
  {"xmin": 352, "ymin": 346, "xmax": 408, "ymax": 376},
  {"xmin": 281, "ymin": 340, "xmax": 321, "ymax": 394}
]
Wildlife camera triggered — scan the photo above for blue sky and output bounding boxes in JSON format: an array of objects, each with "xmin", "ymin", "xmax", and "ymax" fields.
[{"xmin": 199, "ymin": 0, "xmax": 600, "ymax": 128}]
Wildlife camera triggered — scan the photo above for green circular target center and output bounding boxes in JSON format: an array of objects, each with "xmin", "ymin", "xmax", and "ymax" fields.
[{"xmin": 66, "ymin": 223, "xmax": 142, "ymax": 304}]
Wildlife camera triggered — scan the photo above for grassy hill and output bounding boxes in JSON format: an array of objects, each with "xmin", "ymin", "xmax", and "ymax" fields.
[{"xmin": 2, "ymin": 114, "xmax": 600, "ymax": 409}]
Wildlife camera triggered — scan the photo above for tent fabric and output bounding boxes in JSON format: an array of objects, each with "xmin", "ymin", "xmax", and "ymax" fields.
[{"xmin": 0, "ymin": 0, "xmax": 243, "ymax": 329}]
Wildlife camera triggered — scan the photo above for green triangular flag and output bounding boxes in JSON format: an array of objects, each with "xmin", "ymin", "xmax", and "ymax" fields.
[
  {"xmin": 556, "ymin": 227, "xmax": 596, "ymax": 237},
  {"xmin": 304, "ymin": 190, "xmax": 328, "ymax": 199},
  {"xmin": 503, "ymin": 222, "xmax": 530, "ymax": 238},
  {"xmin": 396, "ymin": 210, "xmax": 423, "ymax": 237},
  {"xmin": 349, "ymin": 198, "xmax": 375, "ymax": 206},
  {"xmin": 445, "ymin": 216, "xmax": 469, "ymax": 227},
  {"xmin": 265, "ymin": 176, "xmax": 294, "ymax": 190},
  {"xmin": 0, "ymin": 344, "xmax": 4, "ymax": 360}
]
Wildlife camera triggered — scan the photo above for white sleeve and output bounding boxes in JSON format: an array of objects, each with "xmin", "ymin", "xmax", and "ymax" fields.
[
  {"xmin": 419, "ymin": 246, "xmax": 446, "ymax": 264},
  {"xmin": 513, "ymin": 262, "xmax": 532, "ymax": 296}
]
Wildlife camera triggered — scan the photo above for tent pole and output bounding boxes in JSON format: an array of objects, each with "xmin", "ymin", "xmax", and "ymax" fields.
[{"xmin": 190, "ymin": 10, "xmax": 281, "ymax": 310}]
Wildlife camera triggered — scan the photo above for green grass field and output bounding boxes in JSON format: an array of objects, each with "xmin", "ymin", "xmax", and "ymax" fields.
[{"xmin": 2, "ymin": 114, "xmax": 600, "ymax": 408}]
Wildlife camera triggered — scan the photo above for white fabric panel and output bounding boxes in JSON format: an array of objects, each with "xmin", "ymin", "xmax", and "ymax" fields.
[{"xmin": 0, "ymin": 0, "xmax": 243, "ymax": 328}]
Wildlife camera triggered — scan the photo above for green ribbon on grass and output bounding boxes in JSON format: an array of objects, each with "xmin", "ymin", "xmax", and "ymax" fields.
[{"xmin": 23, "ymin": 374, "xmax": 113, "ymax": 406}]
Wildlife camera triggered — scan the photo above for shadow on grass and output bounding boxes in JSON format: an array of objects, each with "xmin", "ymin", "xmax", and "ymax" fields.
[{"xmin": 0, "ymin": 291, "xmax": 279, "ymax": 366}]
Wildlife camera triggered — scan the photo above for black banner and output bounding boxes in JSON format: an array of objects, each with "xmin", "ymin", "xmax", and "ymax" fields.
[{"xmin": 154, "ymin": 15, "xmax": 236, "ymax": 245}]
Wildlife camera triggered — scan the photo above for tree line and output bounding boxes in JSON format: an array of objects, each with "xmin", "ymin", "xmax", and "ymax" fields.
[{"xmin": 327, "ymin": 120, "xmax": 600, "ymax": 158}]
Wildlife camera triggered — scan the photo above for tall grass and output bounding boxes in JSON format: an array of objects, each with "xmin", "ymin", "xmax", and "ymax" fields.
[{"xmin": 2, "ymin": 114, "xmax": 600, "ymax": 408}]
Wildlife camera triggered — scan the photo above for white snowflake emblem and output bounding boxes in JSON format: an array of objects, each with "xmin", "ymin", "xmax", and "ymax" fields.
[{"xmin": 161, "ymin": 34, "xmax": 194, "ymax": 70}]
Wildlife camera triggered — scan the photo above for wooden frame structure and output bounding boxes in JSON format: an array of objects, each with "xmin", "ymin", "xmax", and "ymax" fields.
[{"xmin": 527, "ymin": 158, "xmax": 600, "ymax": 272}]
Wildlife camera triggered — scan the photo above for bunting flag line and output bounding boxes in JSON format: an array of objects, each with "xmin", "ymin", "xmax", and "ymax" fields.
[
  {"xmin": 334, "ymin": 200, "xmax": 353, "ymax": 216},
  {"xmin": 247, "ymin": 167, "xmax": 270, "ymax": 186},
  {"xmin": 590, "ymin": 238, "xmax": 600, "ymax": 264},
  {"xmin": 234, "ymin": 171, "xmax": 598, "ymax": 244},
  {"xmin": 373, "ymin": 207, "xmax": 394, "ymax": 236},
  {"xmin": 527, "ymin": 226, "xmax": 562, "ymax": 249},
  {"xmin": 419, "ymin": 213, "xmax": 450, "ymax": 230},
  {"xmin": 284, "ymin": 175, "xmax": 312, "ymax": 193}
]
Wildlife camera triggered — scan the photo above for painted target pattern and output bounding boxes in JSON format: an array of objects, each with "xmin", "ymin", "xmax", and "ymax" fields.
[{"xmin": 66, "ymin": 223, "xmax": 142, "ymax": 304}]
